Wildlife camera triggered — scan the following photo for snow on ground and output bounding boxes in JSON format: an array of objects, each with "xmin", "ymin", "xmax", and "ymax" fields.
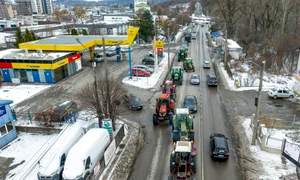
[
  {"xmin": 1, "ymin": 133, "xmax": 58, "ymax": 180},
  {"xmin": 0, "ymin": 32, "xmax": 14, "ymax": 44},
  {"xmin": 0, "ymin": 85, "xmax": 51, "ymax": 107},
  {"xmin": 122, "ymin": 53, "xmax": 173, "ymax": 89},
  {"xmin": 241, "ymin": 118, "xmax": 297, "ymax": 179}
]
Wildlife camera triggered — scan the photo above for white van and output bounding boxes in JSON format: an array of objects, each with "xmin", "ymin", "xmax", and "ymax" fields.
[
  {"xmin": 37, "ymin": 126, "xmax": 85, "ymax": 180},
  {"xmin": 62, "ymin": 128, "xmax": 110, "ymax": 180}
]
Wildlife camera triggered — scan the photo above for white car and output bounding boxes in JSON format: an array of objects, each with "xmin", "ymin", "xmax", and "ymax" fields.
[
  {"xmin": 203, "ymin": 61, "xmax": 211, "ymax": 68},
  {"xmin": 268, "ymin": 88, "xmax": 294, "ymax": 99}
]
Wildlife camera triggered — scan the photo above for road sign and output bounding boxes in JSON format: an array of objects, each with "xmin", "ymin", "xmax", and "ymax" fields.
[
  {"xmin": 102, "ymin": 119, "xmax": 113, "ymax": 138},
  {"xmin": 156, "ymin": 40, "xmax": 164, "ymax": 48}
]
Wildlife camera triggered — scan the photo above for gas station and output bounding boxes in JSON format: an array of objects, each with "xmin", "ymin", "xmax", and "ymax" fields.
[{"xmin": 0, "ymin": 27, "xmax": 139, "ymax": 83}]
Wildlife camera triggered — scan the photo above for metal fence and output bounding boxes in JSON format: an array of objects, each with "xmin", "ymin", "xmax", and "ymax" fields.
[{"xmin": 282, "ymin": 139, "xmax": 300, "ymax": 169}]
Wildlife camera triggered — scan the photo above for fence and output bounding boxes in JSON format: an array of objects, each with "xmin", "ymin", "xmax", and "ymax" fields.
[
  {"xmin": 282, "ymin": 139, "xmax": 300, "ymax": 168},
  {"xmin": 114, "ymin": 125, "xmax": 125, "ymax": 147}
]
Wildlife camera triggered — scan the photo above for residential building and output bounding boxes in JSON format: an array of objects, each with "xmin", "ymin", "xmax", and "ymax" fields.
[
  {"xmin": 134, "ymin": 0, "xmax": 150, "ymax": 13},
  {"xmin": 36, "ymin": 0, "xmax": 54, "ymax": 14},
  {"xmin": 15, "ymin": 0, "xmax": 36, "ymax": 15},
  {"xmin": 0, "ymin": 0, "xmax": 14, "ymax": 19}
]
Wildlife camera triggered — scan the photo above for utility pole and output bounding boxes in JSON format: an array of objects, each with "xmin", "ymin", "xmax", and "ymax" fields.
[
  {"xmin": 168, "ymin": 27, "xmax": 170, "ymax": 70},
  {"xmin": 154, "ymin": 18, "xmax": 158, "ymax": 72},
  {"xmin": 251, "ymin": 61, "xmax": 265, "ymax": 145},
  {"xmin": 224, "ymin": 23, "xmax": 228, "ymax": 70},
  {"xmin": 102, "ymin": 37, "xmax": 108, "ymax": 79}
]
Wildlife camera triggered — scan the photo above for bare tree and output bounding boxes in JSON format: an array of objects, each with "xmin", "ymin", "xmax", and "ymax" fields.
[
  {"xmin": 34, "ymin": 108, "xmax": 60, "ymax": 127},
  {"xmin": 74, "ymin": 7, "xmax": 87, "ymax": 23},
  {"xmin": 76, "ymin": 74, "xmax": 127, "ymax": 131}
]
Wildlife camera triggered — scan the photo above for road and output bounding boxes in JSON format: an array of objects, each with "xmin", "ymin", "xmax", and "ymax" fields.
[{"xmin": 128, "ymin": 24, "xmax": 242, "ymax": 180}]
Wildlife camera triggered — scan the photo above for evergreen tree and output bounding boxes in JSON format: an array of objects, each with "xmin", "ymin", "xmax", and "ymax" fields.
[
  {"xmin": 130, "ymin": 9, "xmax": 154, "ymax": 43},
  {"xmin": 82, "ymin": 29, "xmax": 88, "ymax": 35},
  {"xmin": 71, "ymin": 28, "xmax": 78, "ymax": 35},
  {"xmin": 31, "ymin": 31, "xmax": 39, "ymax": 40},
  {"xmin": 24, "ymin": 29, "xmax": 33, "ymax": 42},
  {"xmin": 13, "ymin": 27, "xmax": 24, "ymax": 48}
]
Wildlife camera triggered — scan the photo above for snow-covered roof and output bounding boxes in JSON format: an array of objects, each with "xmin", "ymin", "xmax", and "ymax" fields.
[
  {"xmin": 175, "ymin": 141, "xmax": 191, "ymax": 152},
  {"xmin": 0, "ymin": 49, "xmax": 72, "ymax": 61},
  {"xmin": 175, "ymin": 108, "xmax": 189, "ymax": 115},
  {"xmin": 227, "ymin": 39, "xmax": 242, "ymax": 50}
]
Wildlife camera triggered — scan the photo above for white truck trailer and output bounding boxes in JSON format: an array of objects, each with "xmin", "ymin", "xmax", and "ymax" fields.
[
  {"xmin": 62, "ymin": 128, "xmax": 110, "ymax": 180},
  {"xmin": 37, "ymin": 126, "xmax": 85, "ymax": 180}
]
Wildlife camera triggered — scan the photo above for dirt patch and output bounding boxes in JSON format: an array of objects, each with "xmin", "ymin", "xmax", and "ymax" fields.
[{"xmin": 259, "ymin": 114, "xmax": 285, "ymax": 128}]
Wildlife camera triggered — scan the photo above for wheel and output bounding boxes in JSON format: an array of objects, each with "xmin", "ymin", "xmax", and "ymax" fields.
[
  {"xmin": 273, "ymin": 95, "xmax": 277, "ymax": 99},
  {"xmin": 84, "ymin": 172, "xmax": 90, "ymax": 180},
  {"xmin": 153, "ymin": 114, "xmax": 158, "ymax": 126},
  {"xmin": 289, "ymin": 95, "xmax": 294, "ymax": 98},
  {"xmin": 189, "ymin": 131, "xmax": 195, "ymax": 142},
  {"xmin": 172, "ymin": 131, "xmax": 179, "ymax": 142},
  {"xmin": 180, "ymin": 79, "xmax": 183, "ymax": 85},
  {"xmin": 190, "ymin": 156, "xmax": 197, "ymax": 174},
  {"xmin": 193, "ymin": 67, "xmax": 195, "ymax": 72},
  {"xmin": 170, "ymin": 154, "xmax": 177, "ymax": 173},
  {"xmin": 168, "ymin": 115, "xmax": 173, "ymax": 126}
]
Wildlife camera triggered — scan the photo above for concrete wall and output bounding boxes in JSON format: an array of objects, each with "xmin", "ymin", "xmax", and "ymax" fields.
[
  {"xmin": 15, "ymin": 125, "xmax": 62, "ymax": 134},
  {"xmin": 257, "ymin": 124, "xmax": 284, "ymax": 154}
]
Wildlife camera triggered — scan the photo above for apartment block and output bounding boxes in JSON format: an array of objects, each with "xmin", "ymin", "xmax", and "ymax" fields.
[{"xmin": 0, "ymin": 0, "xmax": 14, "ymax": 19}]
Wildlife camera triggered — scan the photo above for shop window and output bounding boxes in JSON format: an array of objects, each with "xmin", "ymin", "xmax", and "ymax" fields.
[
  {"xmin": 6, "ymin": 122, "xmax": 14, "ymax": 132},
  {"xmin": 0, "ymin": 125, "xmax": 7, "ymax": 136},
  {"xmin": 0, "ymin": 123, "xmax": 13, "ymax": 137}
]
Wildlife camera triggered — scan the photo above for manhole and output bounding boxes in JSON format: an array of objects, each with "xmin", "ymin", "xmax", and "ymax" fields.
[{"xmin": 119, "ymin": 144, "xmax": 125, "ymax": 149}]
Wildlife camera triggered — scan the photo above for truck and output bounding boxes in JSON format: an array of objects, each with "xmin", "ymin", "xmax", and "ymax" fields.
[
  {"xmin": 37, "ymin": 126, "xmax": 85, "ymax": 180},
  {"xmin": 62, "ymin": 128, "xmax": 110, "ymax": 180}
]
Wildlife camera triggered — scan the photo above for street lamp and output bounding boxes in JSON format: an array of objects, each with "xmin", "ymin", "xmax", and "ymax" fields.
[{"xmin": 251, "ymin": 61, "xmax": 266, "ymax": 145}]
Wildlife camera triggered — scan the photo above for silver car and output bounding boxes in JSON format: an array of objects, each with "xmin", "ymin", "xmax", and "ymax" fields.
[
  {"xmin": 203, "ymin": 61, "xmax": 211, "ymax": 68},
  {"xmin": 268, "ymin": 88, "xmax": 294, "ymax": 99},
  {"xmin": 190, "ymin": 74, "xmax": 200, "ymax": 85}
]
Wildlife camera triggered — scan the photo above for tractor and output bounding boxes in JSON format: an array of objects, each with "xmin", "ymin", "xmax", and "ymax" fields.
[
  {"xmin": 153, "ymin": 94, "xmax": 175, "ymax": 126},
  {"xmin": 183, "ymin": 58, "xmax": 195, "ymax": 72},
  {"xmin": 171, "ymin": 66, "xmax": 184, "ymax": 86},
  {"xmin": 178, "ymin": 48, "xmax": 188, "ymax": 62},
  {"xmin": 172, "ymin": 108, "xmax": 195, "ymax": 143},
  {"xmin": 169, "ymin": 141, "xmax": 197, "ymax": 179},
  {"xmin": 161, "ymin": 80, "xmax": 176, "ymax": 101}
]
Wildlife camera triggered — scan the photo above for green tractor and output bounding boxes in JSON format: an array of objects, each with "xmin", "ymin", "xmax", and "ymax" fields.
[
  {"xmin": 183, "ymin": 58, "xmax": 195, "ymax": 72},
  {"xmin": 178, "ymin": 48, "xmax": 188, "ymax": 62},
  {"xmin": 170, "ymin": 66, "xmax": 183, "ymax": 85},
  {"xmin": 172, "ymin": 108, "xmax": 195, "ymax": 143}
]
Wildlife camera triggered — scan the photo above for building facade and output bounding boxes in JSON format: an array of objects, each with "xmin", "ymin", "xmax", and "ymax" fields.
[
  {"xmin": 0, "ymin": 0, "xmax": 14, "ymax": 19},
  {"xmin": 36, "ymin": 0, "xmax": 53, "ymax": 14},
  {"xmin": 134, "ymin": 0, "xmax": 150, "ymax": 13},
  {"xmin": 0, "ymin": 49, "xmax": 82, "ymax": 84},
  {"xmin": 15, "ymin": 0, "xmax": 35, "ymax": 15},
  {"xmin": 0, "ymin": 100, "xmax": 17, "ymax": 149}
]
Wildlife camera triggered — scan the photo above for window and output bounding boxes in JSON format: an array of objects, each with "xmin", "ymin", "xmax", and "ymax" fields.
[
  {"xmin": 85, "ymin": 156, "xmax": 91, "ymax": 170},
  {"xmin": 0, "ymin": 122, "xmax": 13, "ymax": 137},
  {"xmin": 60, "ymin": 153, "xmax": 66, "ymax": 166},
  {"xmin": 283, "ymin": 90, "xmax": 288, "ymax": 94},
  {"xmin": 278, "ymin": 90, "xmax": 282, "ymax": 93}
]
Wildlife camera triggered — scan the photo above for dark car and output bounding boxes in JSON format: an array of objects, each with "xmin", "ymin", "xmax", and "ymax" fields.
[
  {"xmin": 124, "ymin": 93, "xmax": 143, "ymax": 110},
  {"xmin": 210, "ymin": 133, "xmax": 229, "ymax": 160},
  {"xmin": 142, "ymin": 57, "xmax": 155, "ymax": 65},
  {"xmin": 207, "ymin": 74, "xmax": 218, "ymax": 86},
  {"xmin": 183, "ymin": 95, "xmax": 197, "ymax": 114}
]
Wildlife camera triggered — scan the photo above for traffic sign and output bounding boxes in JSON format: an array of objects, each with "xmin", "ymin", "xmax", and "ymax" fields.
[{"xmin": 156, "ymin": 40, "xmax": 164, "ymax": 48}]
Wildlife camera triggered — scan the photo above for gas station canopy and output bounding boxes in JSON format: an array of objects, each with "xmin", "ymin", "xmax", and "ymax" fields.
[{"xmin": 19, "ymin": 27, "xmax": 139, "ymax": 51}]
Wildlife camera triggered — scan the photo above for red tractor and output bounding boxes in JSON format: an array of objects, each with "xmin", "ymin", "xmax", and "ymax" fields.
[
  {"xmin": 153, "ymin": 94, "xmax": 175, "ymax": 126},
  {"xmin": 161, "ymin": 80, "xmax": 176, "ymax": 101},
  {"xmin": 169, "ymin": 141, "xmax": 197, "ymax": 180}
]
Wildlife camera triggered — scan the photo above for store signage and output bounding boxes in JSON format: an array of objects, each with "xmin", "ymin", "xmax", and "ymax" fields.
[
  {"xmin": 0, "ymin": 106, "xmax": 7, "ymax": 117},
  {"xmin": 12, "ymin": 63, "xmax": 51, "ymax": 69},
  {"xmin": 0, "ymin": 62, "xmax": 13, "ymax": 68},
  {"xmin": 68, "ymin": 54, "xmax": 81, "ymax": 62}
]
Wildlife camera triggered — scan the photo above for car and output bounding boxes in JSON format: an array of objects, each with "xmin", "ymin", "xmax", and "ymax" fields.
[
  {"xmin": 190, "ymin": 74, "xmax": 200, "ymax": 85},
  {"xmin": 209, "ymin": 133, "xmax": 229, "ymax": 160},
  {"xmin": 183, "ymin": 95, "xmax": 197, "ymax": 114},
  {"xmin": 133, "ymin": 65, "xmax": 154, "ymax": 74},
  {"xmin": 268, "ymin": 88, "xmax": 294, "ymax": 99},
  {"xmin": 192, "ymin": 35, "xmax": 197, "ymax": 40},
  {"xmin": 203, "ymin": 60, "xmax": 211, "ymax": 68},
  {"xmin": 207, "ymin": 74, "xmax": 218, "ymax": 86},
  {"xmin": 124, "ymin": 93, "xmax": 143, "ymax": 110},
  {"xmin": 148, "ymin": 51, "xmax": 154, "ymax": 57},
  {"xmin": 106, "ymin": 50, "xmax": 116, "ymax": 57},
  {"xmin": 142, "ymin": 57, "xmax": 155, "ymax": 65},
  {"xmin": 131, "ymin": 68, "xmax": 151, "ymax": 77},
  {"xmin": 93, "ymin": 53, "xmax": 104, "ymax": 63}
]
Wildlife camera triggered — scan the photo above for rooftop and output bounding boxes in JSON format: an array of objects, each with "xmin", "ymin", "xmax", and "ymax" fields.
[{"xmin": 0, "ymin": 49, "xmax": 72, "ymax": 61}]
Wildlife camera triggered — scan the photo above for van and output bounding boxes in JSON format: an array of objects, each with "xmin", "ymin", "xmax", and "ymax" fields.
[
  {"xmin": 37, "ymin": 126, "xmax": 85, "ymax": 180},
  {"xmin": 62, "ymin": 128, "xmax": 110, "ymax": 180}
]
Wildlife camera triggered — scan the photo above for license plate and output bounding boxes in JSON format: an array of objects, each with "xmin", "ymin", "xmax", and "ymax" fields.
[{"xmin": 218, "ymin": 155, "xmax": 224, "ymax": 157}]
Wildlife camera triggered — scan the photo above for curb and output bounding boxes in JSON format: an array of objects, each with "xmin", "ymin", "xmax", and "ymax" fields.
[{"xmin": 100, "ymin": 119, "xmax": 144, "ymax": 180}]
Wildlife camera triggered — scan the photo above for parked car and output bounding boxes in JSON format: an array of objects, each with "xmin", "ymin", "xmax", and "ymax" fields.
[
  {"xmin": 148, "ymin": 51, "xmax": 154, "ymax": 57},
  {"xmin": 207, "ymin": 74, "xmax": 218, "ymax": 86},
  {"xmin": 190, "ymin": 74, "xmax": 200, "ymax": 85},
  {"xmin": 210, "ymin": 133, "xmax": 229, "ymax": 160},
  {"xmin": 93, "ymin": 53, "xmax": 104, "ymax": 63},
  {"xmin": 183, "ymin": 95, "xmax": 197, "ymax": 114},
  {"xmin": 124, "ymin": 93, "xmax": 143, "ymax": 110},
  {"xmin": 133, "ymin": 65, "xmax": 154, "ymax": 74},
  {"xmin": 203, "ymin": 60, "xmax": 211, "ymax": 68},
  {"xmin": 192, "ymin": 35, "xmax": 197, "ymax": 40},
  {"xmin": 142, "ymin": 57, "xmax": 155, "ymax": 65},
  {"xmin": 106, "ymin": 50, "xmax": 116, "ymax": 57},
  {"xmin": 131, "ymin": 68, "xmax": 151, "ymax": 77},
  {"xmin": 268, "ymin": 88, "xmax": 294, "ymax": 99}
]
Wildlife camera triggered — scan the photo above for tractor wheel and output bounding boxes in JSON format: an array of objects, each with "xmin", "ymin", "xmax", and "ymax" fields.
[
  {"xmin": 153, "ymin": 114, "xmax": 158, "ymax": 126},
  {"xmin": 189, "ymin": 131, "xmax": 195, "ymax": 142},
  {"xmin": 190, "ymin": 156, "xmax": 197, "ymax": 174},
  {"xmin": 168, "ymin": 115, "xmax": 173, "ymax": 126},
  {"xmin": 170, "ymin": 154, "xmax": 177, "ymax": 173},
  {"xmin": 180, "ymin": 79, "xmax": 183, "ymax": 85},
  {"xmin": 168, "ymin": 176, "xmax": 173, "ymax": 180},
  {"xmin": 193, "ymin": 66, "xmax": 195, "ymax": 72},
  {"xmin": 172, "ymin": 131, "xmax": 179, "ymax": 142}
]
